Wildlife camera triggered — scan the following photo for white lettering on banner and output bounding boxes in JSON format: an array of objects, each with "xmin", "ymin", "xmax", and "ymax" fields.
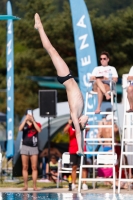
[
  {"xmin": 7, "ymin": 40, "xmax": 12, "ymax": 55},
  {"xmin": 82, "ymin": 72, "xmax": 96, "ymax": 110},
  {"xmin": 7, "ymin": 107, "xmax": 11, "ymax": 111},
  {"xmin": 87, "ymin": 94, "xmax": 96, "ymax": 110},
  {"xmin": 7, "ymin": 76, "xmax": 11, "ymax": 91},
  {"xmin": 8, "ymin": 97, "xmax": 11, "ymax": 101},
  {"xmin": 8, "ymin": 118, "xmax": 12, "ymax": 123},
  {"xmin": 83, "ymin": 73, "xmax": 92, "ymax": 87},
  {"xmin": 79, "ymin": 34, "xmax": 89, "ymax": 50},
  {"xmin": 81, "ymin": 55, "xmax": 91, "ymax": 66},
  {"xmin": 89, "ymin": 130, "xmax": 94, "ymax": 138},
  {"xmin": 88, "ymin": 116, "xmax": 97, "ymax": 122},
  {"xmin": 7, "ymin": 60, "xmax": 12, "ymax": 71},
  {"xmin": 8, "ymin": 21, "xmax": 12, "ymax": 34},
  {"xmin": 93, "ymin": 129, "xmax": 98, "ymax": 137},
  {"xmin": 89, "ymin": 129, "xmax": 98, "ymax": 138},
  {"xmin": 8, "ymin": 130, "xmax": 12, "ymax": 140},
  {"xmin": 77, "ymin": 15, "xmax": 86, "ymax": 28}
]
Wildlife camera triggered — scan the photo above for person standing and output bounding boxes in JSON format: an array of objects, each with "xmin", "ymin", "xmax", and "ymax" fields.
[
  {"xmin": 63, "ymin": 119, "xmax": 89, "ymax": 190},
  {"xmin": 90, "ymin": 51, "xmax": 118, "ymax": 114},
  {"xmin": 126, "ymin": 66, "xmax": 133, "ymax": 112},
  {"xmin": 19, "ymin": 109, "xmax": 41, "ymax": 191}
]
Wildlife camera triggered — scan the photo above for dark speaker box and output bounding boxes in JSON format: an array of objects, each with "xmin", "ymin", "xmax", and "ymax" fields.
[{"xmin": 39, "ymin": 90, "xmax": 57, "ymax": 117}]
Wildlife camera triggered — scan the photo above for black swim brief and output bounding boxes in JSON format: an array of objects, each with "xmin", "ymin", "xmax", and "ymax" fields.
[{"xmin": 57, "ymin": 73, "xmax": 73, "ymax": 84}]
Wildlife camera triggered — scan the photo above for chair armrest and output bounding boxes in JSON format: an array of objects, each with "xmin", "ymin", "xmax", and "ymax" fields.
[{"xmin": 122, "ymin": 80, "xmax": 131, "ymax": 89}]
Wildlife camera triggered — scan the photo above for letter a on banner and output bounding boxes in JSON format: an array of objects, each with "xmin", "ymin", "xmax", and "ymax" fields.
[{"xmin": 6, "ymin": 1, "xmax": 14, "ymax": 158}]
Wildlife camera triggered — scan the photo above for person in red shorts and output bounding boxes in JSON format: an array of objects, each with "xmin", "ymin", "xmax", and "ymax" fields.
[
  {"xmin": 19, "ymin": 109, "xmax": 41, "ymax": 191},
  {"xmin": 63, "ymin": 119, "xmax": 89, "ymax": 191}
]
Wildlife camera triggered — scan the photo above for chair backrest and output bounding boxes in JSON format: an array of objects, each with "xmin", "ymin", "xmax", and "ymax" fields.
[
  {"xmin": 62, "ymin": 152, "xmax": 70, "ymax": 165},
  {"xmin": 97, "ymin": 154, "xmax": 117, "ymax": 165}
]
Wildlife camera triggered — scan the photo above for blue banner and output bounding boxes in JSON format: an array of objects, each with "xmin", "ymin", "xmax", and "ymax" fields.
[
  {"xmin": 69, "ymin": 0, "xmax": 102, "ymax": 156},
  {"xmin": 69, "ymin": 0, "xmax": 97, "ymax": 100},
  {"xmin": 6, "ymin": 1, "xmax": 14, "ymax": 158}
]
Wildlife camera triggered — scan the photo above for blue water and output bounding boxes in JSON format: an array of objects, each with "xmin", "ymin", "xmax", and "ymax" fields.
[{"xmin": 1, "ymin": 193, "xmax": 133, "ymax": 200}]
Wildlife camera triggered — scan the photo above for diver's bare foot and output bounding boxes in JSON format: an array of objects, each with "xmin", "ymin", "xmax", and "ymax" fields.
[
  {"xmin": 34, "ymin": 13, "xmax": 43, "ymax": 30},
  {"xmin": 105, "ymin": 92, "xmax": 111, "ymax": 100},
  {"xmin": 21, "ymin": 187, "xmax": 28, "ymax": 191}
]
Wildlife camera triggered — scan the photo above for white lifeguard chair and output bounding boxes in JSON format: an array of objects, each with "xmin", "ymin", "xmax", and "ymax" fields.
[
  {"xmin": 78, "ymin": 79, "xmax": 120, "ymax": 193},
  {"xmin": 118, "ymin": 74, "xmax": 133, "ymax": 193}
]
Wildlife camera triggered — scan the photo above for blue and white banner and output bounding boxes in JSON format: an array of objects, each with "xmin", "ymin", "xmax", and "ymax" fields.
[
  {"xmin": 69, "ymin": 0, "xmax": 97, "ymax": 101},
  {"xmin": 6, "ymin": 1, "xmax": 14, "ymax": 158},
  {"xmin": 69, "ymin": 0, "xmax": 102, "ymax": 155}
]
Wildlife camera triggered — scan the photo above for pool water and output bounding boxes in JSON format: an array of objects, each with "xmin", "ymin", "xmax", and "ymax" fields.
[{"xmin": 1, "ymin": 193, "xmax": 133, "ymax": 200}]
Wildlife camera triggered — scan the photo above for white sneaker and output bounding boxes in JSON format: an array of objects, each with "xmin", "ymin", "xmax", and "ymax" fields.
[
  {"xmin": 82, "ymin": 183, "xmax": 88, "ymax": 190},
  {"xmin": 72, "ymin": 183, "xmax": 76, "ymax": 190}
]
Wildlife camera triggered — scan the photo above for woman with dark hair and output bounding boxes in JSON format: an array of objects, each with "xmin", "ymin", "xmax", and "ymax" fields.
[
  {"xmin": 34, "ymin": 13, "xmax": 88, "ymax": 156},
  {"xmin": 19, "ymin": 109, "xmax": 41, "ymax": 191}
]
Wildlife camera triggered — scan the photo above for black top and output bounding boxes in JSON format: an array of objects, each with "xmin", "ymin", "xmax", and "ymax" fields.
[{"xmin": 22, "ymin": 122, "xmax": 41, "ymax": 147}]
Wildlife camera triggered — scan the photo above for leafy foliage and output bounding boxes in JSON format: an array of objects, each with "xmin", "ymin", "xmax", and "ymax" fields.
[
  {"xmin": 85, "ymin": 0, "xmax": 133, "ymax": 16},
  {"xmin": 91, "ymin": 8, "xmax": 133, "ymax": 76}
]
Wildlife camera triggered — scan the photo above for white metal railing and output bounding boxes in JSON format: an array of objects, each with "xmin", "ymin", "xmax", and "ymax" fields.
[
  {"xmin": 78, "ymin": 82, "xmax": 120, "ymax": 193},
  {"xmin": 118, "ymin": 74, "xmax": 133, "ymax": 193}
]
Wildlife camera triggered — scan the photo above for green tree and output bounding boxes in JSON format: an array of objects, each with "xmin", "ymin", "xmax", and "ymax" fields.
[
  {"xmin": 91, "ymin": 7, "xmax": 133, "ymax": 76},
  {"xmin": 12, "ymin": 0, "xmax": 75, "ymax": 117},
  {"xmin": 85, "ymin": 0, "xmax": 133, "ymax": 16}
]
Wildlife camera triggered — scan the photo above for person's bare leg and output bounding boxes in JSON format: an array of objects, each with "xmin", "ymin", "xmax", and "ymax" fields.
[
  {"xmin": 21, "ymin": 155, "xmax": 29, "ymax": 191},
  {"xmin": 34, "ymin": 13, "xmax": 69, "ymax": 76},
  {"xmin": 30, "ymin": 154, "xmax": 39, "ymax": 191},
  {"xmin": 127, "ymin": 86, "xmax": 133, "ymax": 111},
  {"xmin": 71, "ymin": 165, "xmax": 77, "ymax": 184},
  {"xmin": 95, "ymin": 81, "xmax": 111, "ymax": 113},
  {"xmin": 82, "ymin": 168, "xmax": 88, "ymax": 184},
  {"xmin": 45, "ymin": 163, "xmax": 49, "ymax": 174},
  {"xmin": 49, "ymin": 171, "xmax": 57, "ymax": 183},
  {"xmin": 52, "ymin": 172, "xmax": 58, "ymax": 182},
  {"xmin": 96, "ymin": 79, "xmax": 111, "ymax": 100},
  {"xmin": 95, "ymin": 87, "xmax": 104, "ymax": 114}
]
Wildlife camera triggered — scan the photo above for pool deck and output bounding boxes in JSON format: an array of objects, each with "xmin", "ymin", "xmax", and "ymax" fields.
[{"xmin": 0, "ymin": 187, "xmax": 133, "ymax": 194}]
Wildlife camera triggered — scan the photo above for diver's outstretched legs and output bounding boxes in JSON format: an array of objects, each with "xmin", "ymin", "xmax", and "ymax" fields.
[{"xmin": 34, "ymin": 13, "xmax": 69, "ymax": 77}]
